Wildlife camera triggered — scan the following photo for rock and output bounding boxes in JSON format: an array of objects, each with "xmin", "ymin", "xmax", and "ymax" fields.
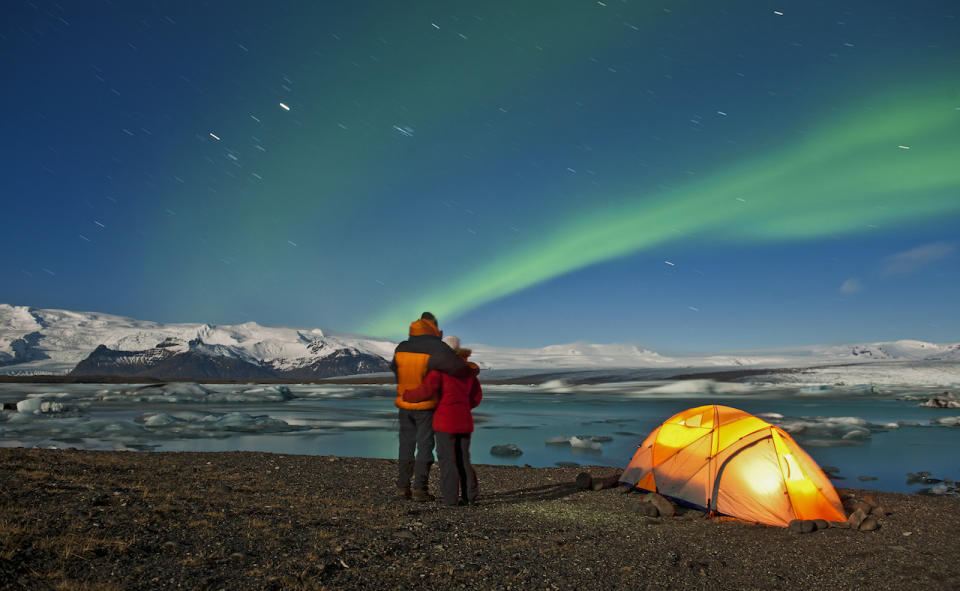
[
  {"xmin": 857, "ymin": 475, "xmax": 877, "ymax": 481},
  {"xmin": 643, "ymin": 492, "xmax": 674, "ymax": 517},
  {"xmin": 869, "ymin": 505, "xmax": 885, "ymax": 517},
  {"xmin": 641, "ymin": 502, "xmax": 660, "ymax": 517},
  {"xmin": 630, "ymin": 500, "xmax": 658, "ymax": 516},
  {"xmin": 851, "ymin": 501, "xmax": 873, "ymax": 514},
  {"xmin": 788, "ymin": 519, "xmax": 804, "ymax": 533},
  {"xmin": 575, "ymin": 472, "xmax": 593, "ymax": 490},
  {"xmin": 859, "ymin": 517, "xmax": 879, "ymax": 531},
  {"xmin": 490, "ymin": 444, "xmax": 522, "ymax": 457},
  {"xmin": 848, "ymin": 508, "xmax": 868, "ymax": 529},
  {"xmin": 162, "ymin": 541, "xmax": 178, "ymax": 552},
  {"xmin": 829, "ymin": 520, "xmax": 851, "ymax": 529},
  {"xmin": 801, "ymin": 520, "xmax": 816, "ymax": 533},
  {"xmin": 861, "ymin": 494, "xmax": 878, "ymax": 508},
  {"xmin": 813, "ymin": 519, "xmax": 828, "ymax": 531}
]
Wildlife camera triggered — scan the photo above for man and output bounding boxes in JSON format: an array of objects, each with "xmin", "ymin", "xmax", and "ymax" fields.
[{"xmin": 391, "ymin": 312, "xmax": 470, "ymax": 501}]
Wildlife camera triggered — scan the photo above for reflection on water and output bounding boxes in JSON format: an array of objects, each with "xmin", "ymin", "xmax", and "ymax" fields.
[{"xmin": 1, "ymin": 381, "xmax": 958, "ymax": 494}]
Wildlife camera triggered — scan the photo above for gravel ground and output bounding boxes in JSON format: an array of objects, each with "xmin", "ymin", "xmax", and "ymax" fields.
[{"xmin": 1, "ymin": 448, "xmax": 958, "ymax": 590}]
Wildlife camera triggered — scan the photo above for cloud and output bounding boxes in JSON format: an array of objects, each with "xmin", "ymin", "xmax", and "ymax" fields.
[
  {"xmin": 881, "ymin": 242, "xmax": 956, "ymax": 275},
  {"xmin": 840, "ymin": 278, "xmax": 863, "ymax": 295}
]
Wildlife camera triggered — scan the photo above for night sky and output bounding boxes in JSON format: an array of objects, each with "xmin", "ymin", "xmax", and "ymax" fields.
[{"xmin": 2, "ymin": 1, "xmax": 958, "ymax": 350}]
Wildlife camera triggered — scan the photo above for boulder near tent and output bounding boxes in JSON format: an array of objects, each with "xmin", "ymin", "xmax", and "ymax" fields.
[{"xmin": 621, "ymin": 405, "xmax": 846, "ymax": 527}]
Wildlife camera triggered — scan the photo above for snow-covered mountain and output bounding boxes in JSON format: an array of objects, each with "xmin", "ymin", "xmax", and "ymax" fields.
[
  {"xmin": 0, "ymin": 304, "xmax": 395, "ymax": 378},
  {"xmin": 1, "ymin": 303, "xmax": 958, "ymax": 377}
]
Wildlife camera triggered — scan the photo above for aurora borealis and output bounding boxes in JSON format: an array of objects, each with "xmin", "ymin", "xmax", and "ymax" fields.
[{"xmin": 2, "ymin": 1, "xmax": 958, "ymax": 349}]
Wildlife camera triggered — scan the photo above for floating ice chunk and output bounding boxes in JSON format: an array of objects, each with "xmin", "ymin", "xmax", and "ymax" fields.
[
  {"xmin": 14, "ymin": 399, "xmax": 64, "ymax": 413},
  {"xmin": 538, "ymin": 379, "xmax": 575, "ymax": 393},
  {"xmin": 569, "ymin": 436, "xmax": 602, "ymax": 450},
  {"xmin": 841, "ymin": 427, "xmax": 871, "ymax": 440},
  {"xmin": 919, "ymin": 394, "xmax": 960, "ymax": 408},
  {"xmin": 219, "ymin": 385, "xmax": 294, "ymax": 402},
  {"xmin": 546, "ymin": 435, "xmax": 611, "ymax": 448},
  {"xmin": 17, "ymin": 399, "xmax": 43, "ymax": 413},
  {"xmin": 293, "ymin": 386, "xmax": 376, "ymax": 399},
  {"xmin": 933, "ymin": 416, "xmax": 960, "ymax": 426},
  {"xmin": 336, "ymin": 420, "xmax": 391, "ymax": 430},
  {"xmin": 40, "ymin": 401, "xmax": 64, "ymax": 413},
  {"xmin": 766, "ymin": 415, "xmax": 873, "ymax": 445},
  {"xmin": 201, "ymin": 412, "xmax": 291, "ymax": 432},
  {"xmin": 490, "ymin": 443, "xmax": 523, "ymax": 457},
  {"xmin": 141, "ymin": 413, "xmax": 182, "ymax": 427}
]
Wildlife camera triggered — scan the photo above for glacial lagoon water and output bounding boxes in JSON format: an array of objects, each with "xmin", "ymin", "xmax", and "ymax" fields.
[{"xmin": 1, "ymin": 379, "xmax": 958, "ymax": 495}]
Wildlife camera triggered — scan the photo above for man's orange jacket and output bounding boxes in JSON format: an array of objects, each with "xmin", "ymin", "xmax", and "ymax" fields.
[{"xmin": 390, "ymin": 318, "xmax": 469, "ymax": 411}]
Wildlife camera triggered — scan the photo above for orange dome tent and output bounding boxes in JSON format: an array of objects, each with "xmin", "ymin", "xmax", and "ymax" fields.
[{"xmin": 621, "ymin": 405, "xmax": 846, "ymax": 527}]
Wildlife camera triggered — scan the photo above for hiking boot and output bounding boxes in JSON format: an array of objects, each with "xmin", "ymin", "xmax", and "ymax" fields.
[
  {"xmin": 397, "ymin": 488, "xmax": 412, "ymax": 500},
  {"xmin": 411, "ymin": 489, "xmax": 435, "ymax": 502}
]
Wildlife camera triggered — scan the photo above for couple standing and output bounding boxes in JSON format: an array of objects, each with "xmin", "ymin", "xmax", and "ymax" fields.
[{"xmin": 391, "ymin": 312, "xmax": 482, "ymax": 506}]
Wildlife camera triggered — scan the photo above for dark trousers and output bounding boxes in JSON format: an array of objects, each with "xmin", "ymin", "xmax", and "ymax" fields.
[
  {"xmin": 435, "ymin": 432, "xmax": 478, "ymax": 506},
  {"xmin": 397, "ymin": 409, "xmax": 435, "ymax": 491}
]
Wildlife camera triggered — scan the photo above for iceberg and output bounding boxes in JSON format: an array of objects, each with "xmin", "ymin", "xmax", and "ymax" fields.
[
  {"xmin": 137, "ymin": 411, "xmax": 305, "ymax": 434},
  {"xmin": 16, "ymin": 398, "xmax": 66, "ymax": 414},
  {"xmin": 98, "ymin": 383, "xmax": 295, "ymax": 403}
]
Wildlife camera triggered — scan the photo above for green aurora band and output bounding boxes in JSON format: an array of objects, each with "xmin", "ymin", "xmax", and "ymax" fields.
[{"xmin": 362, "ymin": 89, "xmax": 960, "ymax": 337}]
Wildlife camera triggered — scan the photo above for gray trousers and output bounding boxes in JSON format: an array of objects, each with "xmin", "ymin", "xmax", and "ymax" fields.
[
  {"xmin": 435, "ymin": 432, "xmax": 479, "ymax": 506},
  {"xmin": 397, "ymin": 409, "xmax": 435, "ymax": 491}
]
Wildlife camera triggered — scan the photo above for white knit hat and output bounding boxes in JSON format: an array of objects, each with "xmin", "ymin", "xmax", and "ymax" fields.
[{"xmin": 442, "ymin": 335, "xmax": 461, "ymax": 350}]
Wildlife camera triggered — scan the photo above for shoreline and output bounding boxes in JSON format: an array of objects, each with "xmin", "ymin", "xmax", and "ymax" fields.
[
  {"xmin": 2, "ymin": 359, "xmax": 956, "ymax": 387},
  {"xmin": 3, "ymin": 448, "xmax": 960, "ymax": 590}
]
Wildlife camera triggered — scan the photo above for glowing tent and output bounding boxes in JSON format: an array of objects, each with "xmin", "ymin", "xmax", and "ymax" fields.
[{"xmin": 621, "ymin": 405, "xmax": 846, "ymax": 527}]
